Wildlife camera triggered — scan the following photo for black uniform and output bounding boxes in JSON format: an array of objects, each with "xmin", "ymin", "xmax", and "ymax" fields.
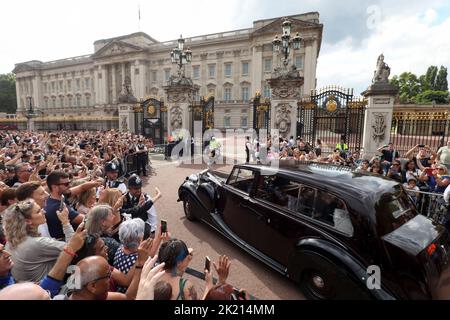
[{"xmin": 136, "ymin": 143, "xmax": 147, "ymax": 176}]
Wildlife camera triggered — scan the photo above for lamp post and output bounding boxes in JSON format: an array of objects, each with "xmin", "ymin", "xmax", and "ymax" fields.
[
  {"xmin": 272, "ymin": 18, "xmax": 302, "ymax": 68},
  {"xmin": 170, "ymin": 35, "xmax": 192, "ymax": 78},
  {"xmin": 25, "ymin": 96, "xmax": 35, "ymax": 131}
]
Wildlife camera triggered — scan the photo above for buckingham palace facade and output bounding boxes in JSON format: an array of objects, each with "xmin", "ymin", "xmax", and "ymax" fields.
[{"xmin": 13, "ymin": 12, "xmax": 322, "ymax": 132}]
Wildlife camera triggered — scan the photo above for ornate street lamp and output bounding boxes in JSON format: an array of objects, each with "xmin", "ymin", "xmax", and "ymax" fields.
[
  {"xmin": 170, "ymin": 35, "xmax": 192, "ymax": 77},
  {"xmin": 272, "ymin": 18, "xmax": 302, "ymax": 67}
]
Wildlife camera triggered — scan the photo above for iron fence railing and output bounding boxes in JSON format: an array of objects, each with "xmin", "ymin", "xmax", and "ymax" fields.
[{"xmin": 407, "ymin": 189, "xmax": 447, "ymax": 225}]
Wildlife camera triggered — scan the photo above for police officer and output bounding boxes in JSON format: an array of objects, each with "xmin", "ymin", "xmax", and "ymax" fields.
[
  {"xmin": 104, "ymin": 161, "xmax": 127, "ymax": 194},
  {"xmin": 135, "ymin": 139, "xmax": 148, "ymax": 176},
  {"xmin": 120, "ymin": 174, "xmax": 161, "ymax": 236}
]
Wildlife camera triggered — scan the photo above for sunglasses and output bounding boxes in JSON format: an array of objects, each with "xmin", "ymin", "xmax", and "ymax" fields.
[
  {"xmin": 84, "ymin": 268, "xmax": 112, "ymax": 287},
  {"xmin": 57, "ymin": 182, "xmax": 71, "ymax": 187}
]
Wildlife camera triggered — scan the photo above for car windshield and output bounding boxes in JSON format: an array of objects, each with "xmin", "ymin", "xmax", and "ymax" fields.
[{"xmin": 375, "ymin": 186, "xmax": 417, "ymax": 236}]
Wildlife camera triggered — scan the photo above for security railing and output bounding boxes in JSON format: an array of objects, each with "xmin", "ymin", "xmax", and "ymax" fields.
[{"xmin": 406, "ymin": 189, "xmax": 447, "ymax": 225}]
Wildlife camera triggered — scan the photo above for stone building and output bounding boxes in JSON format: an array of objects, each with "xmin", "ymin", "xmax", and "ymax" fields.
[{"xmin": 13, "ymin": 12, "xmax": 322, "ymax": 132}]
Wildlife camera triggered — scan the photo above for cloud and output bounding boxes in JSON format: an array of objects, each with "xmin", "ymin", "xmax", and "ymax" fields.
[{"xmin": 317, "ymin": 7, "xmax": 450, "ymax": 94}]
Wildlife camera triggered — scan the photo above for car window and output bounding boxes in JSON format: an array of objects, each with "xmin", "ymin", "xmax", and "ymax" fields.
[
  {"xmin": 314, "ymin": 190, "xmax": 354, "ymax": 236},
  {"xmin": 375, "ymin": 188, "xmax": 417, "ymax": 236},
  {"xmin": 255, "ymin": 175, "xmax": 300, "ymax": 210},
  {"xmin": 227, "ymin": 168, "xmax": 255, "ymax": 194},
  {"xmin": 298, "ymin": 185, "xmax": 316, "ymax": 217}
]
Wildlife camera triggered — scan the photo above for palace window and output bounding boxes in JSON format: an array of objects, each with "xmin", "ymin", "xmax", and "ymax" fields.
[
  {"xmin": 263, "ymin": 85, "xmax": 271, "ymax": 98},
  {"xmin": 224, "ymin": 63, "xmax": 232, "ymax": 77},
  {"xmin": 208, "ymin": 64, "xmax": 216, "ymax": 78},
  {"xmin": 224, "ymin": 87, "xmax": 232, "ymax": 101},
  {"xmin": 224, "ymin": 116, "xmax": 231, "ymax": 128},
  {"xmin": 192, "ymin": 66, "xmax": 200, "ymax": 79},
  {"xmin": 85, "ymin": 78, "xmax": 90, "ymax": 90},
  {"xmin": 264, "ymin": 58, "xmax": 272, "ymax": 72},
  {"xmin": 241, "ymin": 117, "xmax": 248, "ymax": 127},
  {"xmin": 241, "ymin": 87, "xmax": 249, "ymax": 101},
  {"xmin": 86, "ymin": 96, "xmax": 91, "ymax": 107},
  {"xmin": 164, "ymin": 69, "xmax": 171, "ymax": 82},
  {"xmin": 242, "ymin": 62, "xmax": 249, "ymax": 76},
  {"xmin": 295, "ymin": 55, "xmax": 303, "ymax": 69},
  {"xmin": 151, "ymin": 71, "xmax": 157, "ymax": 82}
]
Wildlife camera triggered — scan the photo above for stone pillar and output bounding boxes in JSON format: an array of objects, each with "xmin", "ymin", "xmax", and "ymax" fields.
[
  {"xmin": 27, "ymin": 117, "xmax": 35, "ymax": 131},
  {"xmin": 268, "ymin": 76, "xmax": 303, "ymax": 139},
  {"xmin": 361, "ymin": 54, "xmax": 399, "ymax": 159},
  {"xmin": 32, "ymin": 73, "xmax": 41, "ymax": 112},
  {"xmin": 252, "ymin": 45, "xmax": 263, "ymax": 94},
  {"xmin": 111, "ymin": 64, "xmax": 117, "ymax": 104},
  {"xmin": 118, "ymin": 104, "xmax": 135, "ymax": 133},
  {"xmin": 361, "ymin": 83, "xmax": 398, "ymax": 158},
  {"xmin": 164, "ymin": 81, "xmax": 199, "ymax": 137}
]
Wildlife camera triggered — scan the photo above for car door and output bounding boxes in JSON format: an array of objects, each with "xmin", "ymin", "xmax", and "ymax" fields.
[
  {"xmin": 220, "ymin": 167, "xmax": 261, "ymax": 246},
  {"xmin": 249, "ymin": 175, "xmax": 322, "ymax": 266}
]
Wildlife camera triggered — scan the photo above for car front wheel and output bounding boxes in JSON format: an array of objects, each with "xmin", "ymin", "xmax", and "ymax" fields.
[{"xmin": 183, "ymin": 194, "xmax": 197, "ymax": 221}]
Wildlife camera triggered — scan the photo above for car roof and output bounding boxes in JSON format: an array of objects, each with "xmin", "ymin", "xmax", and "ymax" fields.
[{"xmin": 235, "ymin": 161, "xmax": 399, "ymax": 199}]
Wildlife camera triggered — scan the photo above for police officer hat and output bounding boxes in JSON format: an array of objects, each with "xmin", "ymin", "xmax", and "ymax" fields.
[
  {"xmin": 128, "ymin": 174, "xmax": 142, "ymax": 188},
  {"xmin": 105, "ymin": 161, "xmax": 119, "ymax": 172}
]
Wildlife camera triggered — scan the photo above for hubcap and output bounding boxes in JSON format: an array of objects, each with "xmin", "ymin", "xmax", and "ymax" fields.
[{"xmin": 312, "ymin": 275, "xmax": 325, "ymax": 289}]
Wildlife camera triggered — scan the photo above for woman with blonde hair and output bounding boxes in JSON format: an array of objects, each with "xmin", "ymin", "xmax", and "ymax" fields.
[
  {"xmin": 76, "ymin": 187, "xmax": 97, "ymax": 215},
  {"xmin": 3, "ymin": 199, "xmax": 74, "ymax": 282}
]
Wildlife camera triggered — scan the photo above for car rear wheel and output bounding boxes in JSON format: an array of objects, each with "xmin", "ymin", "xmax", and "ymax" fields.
[
  {"xmin": 297, "ymin": 251, "xmax": 372, "ymax": 300},
  {"xmin": 183, "ymin": 195, "xmax": 197, "ymax": 221}
]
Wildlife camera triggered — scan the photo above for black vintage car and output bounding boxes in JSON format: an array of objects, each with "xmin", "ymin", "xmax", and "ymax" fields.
[{"xmin": 178, "ymin": 162, "xmax": 450, "ymax": 299}]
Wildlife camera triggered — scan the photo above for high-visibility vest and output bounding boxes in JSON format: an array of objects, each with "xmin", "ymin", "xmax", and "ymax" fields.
[{"xmin": 336, "ymin": 143, "xmax": 348, "ymax": 151}]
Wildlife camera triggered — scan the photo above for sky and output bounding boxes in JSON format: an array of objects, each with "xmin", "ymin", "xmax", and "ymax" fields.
[{"xmin": 0, "ymin": 0, "xmax": 449, "ymax": 95}]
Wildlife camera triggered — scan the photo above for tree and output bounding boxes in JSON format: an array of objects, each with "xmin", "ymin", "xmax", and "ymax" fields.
[
  {"xmin": 0, "ymin": 73, "xmax": 17, "ymax": 113},
  {"xmin": 424, "ymin": 66, "xmax": 438, "ymax": 90},
  {"xmin": 415, "ymin": 90, "xmax": 449, "ymax": 104},
  {"xmin": 436, "ymin": 66, "xmax": 448, "ymax": 91},
  {"xmin": 389, "ymin": 72, "xmax": 421, "ymax": 103}
]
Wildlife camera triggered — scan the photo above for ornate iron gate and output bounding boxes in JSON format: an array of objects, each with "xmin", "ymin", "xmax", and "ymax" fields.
[
  {"xmin": 297, "ymin": 86, "xmax": 366, "ymax": 154},
  {"xmin": 190, "ymin": 95, "xmax": 215, "ymax": 133},
  {"xmin": 252, "ymin": 93, "xmax": 271, "ymax": 136},
  {"xmin": 134, "ymin": 97, "xmax": 167, "ymax": 144}
]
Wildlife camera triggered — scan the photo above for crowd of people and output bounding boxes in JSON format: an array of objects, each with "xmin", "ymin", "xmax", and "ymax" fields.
[
  {"xmin": 245, "ymin": 135, "xmax": 450, "ymax": 196},
  {"xmin": 0, "ymin": 130, "xmax": 250, "ymax": 300}
]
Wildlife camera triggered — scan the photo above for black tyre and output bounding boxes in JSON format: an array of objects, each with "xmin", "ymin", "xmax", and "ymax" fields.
[
  {"xmin": 297, "ymin": 250, "xmax": 372, "ymax": 300},
  {"xmin": 183, "ymin": 194, "xmax": 197, "ymax": 221}
]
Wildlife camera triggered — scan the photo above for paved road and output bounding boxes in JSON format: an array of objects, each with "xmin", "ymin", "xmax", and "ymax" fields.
[{"xmin": 141, "ymin": 155, "xmax": 305, "ymax": 300}]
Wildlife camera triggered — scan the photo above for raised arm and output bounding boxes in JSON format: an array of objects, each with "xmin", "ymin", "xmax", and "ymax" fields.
[{"xmin": 404, "ymin": 145, "xmax": 418, "ymax": 159}]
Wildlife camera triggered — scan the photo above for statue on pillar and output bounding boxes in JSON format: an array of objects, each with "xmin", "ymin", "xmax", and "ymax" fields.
[
  {"xmin": 372, "ymin": 54, "xmax": 390, "ymax": 83},
  {"xmin": 118, "ymin": 76, "xmax": 137, "ymax": 103}
]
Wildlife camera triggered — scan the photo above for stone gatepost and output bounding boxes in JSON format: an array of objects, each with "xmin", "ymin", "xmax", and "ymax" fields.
[
  {"xmin": 118, "ymin": 104, "xmax": 136, "ymax": 133},
  {"xmin": 267, "ymin": 69, "xmax": 303, "ymax": 139},
  {"xmin": 118, "ymin": 77, "xmax": 138, "ymax": 134},
  {"xmin": 163, "ymin": 77, "xmax": 199, "ymax": 137},
  {"xmin": 361, "ymin": 54, "xmax": 399, "ymax": 159}
]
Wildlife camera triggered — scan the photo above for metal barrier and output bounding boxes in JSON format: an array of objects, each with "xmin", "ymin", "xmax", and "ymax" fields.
[
  {"xmin": 407, "ymin": 189, "xmax": 447, "ymax": 225},
  {"xmin": 148, "ymin": 144, "xmax": 167, "ymax": 155}
]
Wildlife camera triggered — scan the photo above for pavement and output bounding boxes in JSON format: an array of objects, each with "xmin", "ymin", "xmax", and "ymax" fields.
[{"xmin": 140, "ymin": 153, "xmax": 305, "ymax": 300}]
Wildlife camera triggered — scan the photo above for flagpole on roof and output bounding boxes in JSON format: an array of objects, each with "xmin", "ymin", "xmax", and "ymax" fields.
[{"xmin": 138, "ymin": 4, "xmax": 141, "ymax": 32}]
